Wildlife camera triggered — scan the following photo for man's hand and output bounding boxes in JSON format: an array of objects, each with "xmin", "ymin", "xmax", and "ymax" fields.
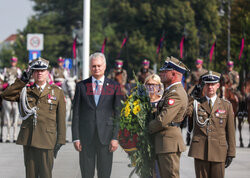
[
  {"xmin": 21, "ymin": 69, "xmax": 33, "ymax": 83},
  {"xmin": 73, "ymin": 140, "xmax": 82, "ymax": 152},
  {"xmin": 225, "ymin": 156, "xmax": 233, "ymax": 168},
  {"xmin": 109, "ymin": 140, "xmax": 119, "ymax": 152},
  {"xmin": 54, "ymin": 143, "xmax": 63, "ymax": 159}
]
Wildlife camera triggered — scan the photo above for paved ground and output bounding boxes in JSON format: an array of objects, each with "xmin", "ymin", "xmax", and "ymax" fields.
[{"xmin": 0, "ymin": 120, "xmax": 250, "ymax": 178}]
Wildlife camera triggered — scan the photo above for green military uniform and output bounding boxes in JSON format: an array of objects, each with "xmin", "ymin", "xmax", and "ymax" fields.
[
  {"xmin": 222, "ymin": 70, "xmax": 239, "ymax": 90},
  {"xmin": 51, "ymin": 66, "xmax": 67, "ymax": 83},
  {"xmin": 187, "ymin": 71, "xmax": 236, "ymax": 178},
  {"xmin": 149, "ymin": 57, "xmax": 189, "ymax": 178},
  {"xmin": 1, "ymin": 58, "xmax": 66, "ymax": 178}
]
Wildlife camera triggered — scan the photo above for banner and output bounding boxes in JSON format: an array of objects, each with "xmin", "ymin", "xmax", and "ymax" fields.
[
  {"xmin": 209, "ymin": 42, "xmax": 216, "ymax": 62},
  {"xmin": 101, "ymin": 37, "xmax": 107, "ymax": 54},
  {"xmin": 156, "ymin": 35, "xmax": 165, "ymax": 54},
  {"xmin": 72, "ymin": 38, "xmax": 77, "ymax": 59},
  {"xmin": 238, "ymin": 38, "xmax": 244, "ymax": 60},
  {"xmin": 179, "ymin": 37, "xmax": 185, "ymax": 59},
  {"xmin": 117, "ymin": 36, "xmax": 128, "ymax": 58}
]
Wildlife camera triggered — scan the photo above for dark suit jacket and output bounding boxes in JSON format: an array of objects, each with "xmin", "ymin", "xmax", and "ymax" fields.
[{"xmin": 72, "ymin": 77, "xmax": 122, "ymax": 145}]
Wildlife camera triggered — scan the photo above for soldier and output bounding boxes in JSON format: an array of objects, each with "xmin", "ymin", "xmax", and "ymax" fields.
[
  {"xmin": 1, "ymin": 57, "xmax": 66, "ymax": 178},
  {"xmin": 221, "ymin": 60, "xmax": 242, "ymax": 102},
  {"xmin": 51, "ymin": 57, "xmax": 70, "ymax": 86},
  {"xmin": 187, "ymin": 71, "xmax": 236, "ymax": 178},
  {"xmin": 137, "ymin": 59, "xmax": 154, "ymax": 83},
  {"xmin": 107, "ymin": 59, "xmax": 127, "ymax": 95},
  {"xmin": 186, "ymin": 59, "xmax": 207, "ymax": 94},
  {"xmin": 2, "ymin": 56, "xmax": 22, "ymax": 85},
  {"xmin": 149, "ymin": 56, "xmax": 189, "ymax": 178}
]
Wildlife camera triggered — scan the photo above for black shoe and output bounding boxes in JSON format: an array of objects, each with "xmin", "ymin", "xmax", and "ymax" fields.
[
  {"xmin": 13, "ymin": 140, "xmax": 16, "ymax": 143},
  {"xmin": 6, "ymin": 140, "xmax": 10, "ymax": 143},
  {"xmin": 0, "ymin": 138, "xmax": 2, "ymax": 143}
]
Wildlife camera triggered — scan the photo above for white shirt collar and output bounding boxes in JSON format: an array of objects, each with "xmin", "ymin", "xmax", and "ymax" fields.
[
  {"xmin": 165, "ymin": 82, "xmax": 182, "ymax": 91},
  {"xmin": 205, "ymin": 95, "xmax": 217, "ymax": 106},
  {"xmin": 92, "ymin": 75, "xmax": 105, "ymax": 84},
  {"xmin": 36, "ymin": 82, "xmax": 47, "ymax": 91}
]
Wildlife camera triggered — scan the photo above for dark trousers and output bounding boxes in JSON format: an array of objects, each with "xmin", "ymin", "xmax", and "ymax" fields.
[
  {"xmin": 79, "ymin": 131, "xmax": 113, "ymax": 178},
  {"xmin": 194, "ymin": 159, "xmax": 225, "ymax": 178},
  {"xmin": 23, "ymin": 146, "xmax": 54, "ymax": 178}
]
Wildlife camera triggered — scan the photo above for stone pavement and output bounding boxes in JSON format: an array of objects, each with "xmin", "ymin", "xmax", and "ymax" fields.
[{"xmin": 0, "ymin": 123, "xmax": 250, "ymax": 178}]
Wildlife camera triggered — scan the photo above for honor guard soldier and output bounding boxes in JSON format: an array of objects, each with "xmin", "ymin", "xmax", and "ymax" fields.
[
  {"xmin": 186, "ymin": 59, "xmax": 207, "ymax": 94},
  {"xmin": 51, "ymin": 57, "xmax": 70, "ymax": 86},
  {"xmin": 149, "ymin": 56, "xmax": 189, "ymax": 178},
  {"xmin": 1, "ymin": 57, "xmax": 66, "ymax": 178},
  {"xmin": 221, "ymin": 60, "xmax": 242, "ymax": 101},
  {"xmin": 2, "ymin": 56, "xmax": 22, "ymax": 87},
  {"xmin": 107, "ymin": 59, "xmax": 127, "ymax": 95},
  {"xmin": 137, "ymin": 59, "xmax": 154, "ymax": 83},
  {"xmin": 187, "ymin": 71, "xmax": 236, "ymax": 178}
]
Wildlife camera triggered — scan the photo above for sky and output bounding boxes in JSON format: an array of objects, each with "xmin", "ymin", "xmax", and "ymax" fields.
[{"xmin": 0, "ymin": 0, "xmax": 34, "ymax": 42}]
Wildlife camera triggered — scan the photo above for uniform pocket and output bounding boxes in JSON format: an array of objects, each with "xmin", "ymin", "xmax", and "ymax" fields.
[
  {"xmin": 192, "ymin": 136, "xmax": 200, "ymax": 142},
  {"xmin": 46, "ymin": 127, "xmax": 56, "ymax": 134}
]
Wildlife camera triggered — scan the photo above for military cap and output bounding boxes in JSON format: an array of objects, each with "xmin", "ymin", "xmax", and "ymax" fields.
[
  {"xmin": 57, "ymin": 57, "xmax": 64, "ymax": 62},
  {"xmin": 115, "ymin": 59, "xmax": 123, "ymax": 68},
  {"xmin": 201, "ymin": 70, "xmax": 221, "ymax": 83},
  {"xmin": 30, "ymin": 57, "xmax": 49, "ymax": 70},
  {"xmin": 11, "ymin": 56, "xmax": 18, "ymax": 62},
  {"xmin": 142, "ymin": 59, "xmax": 150, "ymax": 65},
  {"xmin": 227, "ymin": 60, "xmax": 234, "ymax": 66},
  {"xmin": 196, "ymin": 58, "xmax": 203, "ymax": 64},
  {"xmin": 159, "ymin": 56, "xmax": 189, "ymax": 74}
]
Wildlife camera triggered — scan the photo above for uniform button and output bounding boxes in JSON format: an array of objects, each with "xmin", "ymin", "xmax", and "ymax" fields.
[{"xmin": 37, "ymin": 108, "xmax": 39, "ymax": 110}]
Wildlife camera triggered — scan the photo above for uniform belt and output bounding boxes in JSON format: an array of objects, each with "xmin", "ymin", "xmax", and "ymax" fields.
[{"xmin": 168, "ymin": 122, "xmax": 181, "ymax": 127}]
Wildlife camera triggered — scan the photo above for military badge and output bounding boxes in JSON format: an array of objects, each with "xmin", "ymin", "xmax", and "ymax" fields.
[
  {"xmin": 168, "ymin": 99, "xmax": 175, "ymax": 105},
  {"xmin": 48, "ymin": 94, "xmax": 56, "ymax": 100}
]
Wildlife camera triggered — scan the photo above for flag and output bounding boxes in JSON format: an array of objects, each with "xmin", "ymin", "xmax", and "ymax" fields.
[
  {"xmin": 101, "ymin": 37, "xmax": 107, "ymax": 54},
  {"xmin": 179, "ymin": 37, "xmax": 185, "ymax": 59},
  {"xmin": 238, "ymin": 38, "xmax": 244, "ymax": 60},
  {"xmin": 120, "ymin": 37, "xmax": 128, "ymax": 48},
  {"xmin": 117, "ymin": 36, "xmax": 128, "ymax": 58},
  {"xmin": 72, "ymin": 37, "xmax": 77, "ymax": 59},
  {"xmin": 156, "ymin": 36, "xmax": 165, "ymax": 54},
  {"xmin": 209, "ymin": 42, "xmax": 216, "ymax": 62}
]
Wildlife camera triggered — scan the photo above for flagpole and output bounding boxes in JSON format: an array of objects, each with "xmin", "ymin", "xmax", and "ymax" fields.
[{"xmin": 82, "ymin": 0, "xmax": 90, "ymax": 79}]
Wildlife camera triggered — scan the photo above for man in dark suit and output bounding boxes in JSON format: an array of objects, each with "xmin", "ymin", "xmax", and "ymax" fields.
[{"xmin": 72, "ymin": 52, "xmax": 122, "ymax": 178}]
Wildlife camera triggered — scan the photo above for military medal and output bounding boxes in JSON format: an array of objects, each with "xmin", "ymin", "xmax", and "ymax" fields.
[
  {"xmin": 219, "ymin": 119, "xmax": 223, "ymax": 124},
  {"xmin": 215, "ymin": 113, "xmax": 219, "ymax": 117}
]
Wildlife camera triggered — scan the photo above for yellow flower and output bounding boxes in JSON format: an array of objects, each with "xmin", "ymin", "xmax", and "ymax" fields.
[
  {"xmin": 128, "ymin": 94, "xmax": 133, "ymax": 99},
  {"xmin": 133, "ymin": 105, "xmax": 141, "ymax": 115},
  {"xmin": 133, "ymin": 99, "xmax": 140, "ymax": 106},
  {"xmin": 124, "ymin": 105, "xmax": 131, "ymax": 117}
]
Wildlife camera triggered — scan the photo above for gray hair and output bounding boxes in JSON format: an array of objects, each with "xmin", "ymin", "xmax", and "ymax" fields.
[{"xmin": 89, "ymin": 52, "xmax": 106, "ymax": 66}]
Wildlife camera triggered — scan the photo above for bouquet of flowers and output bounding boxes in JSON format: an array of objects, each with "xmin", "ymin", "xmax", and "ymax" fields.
[{"xmin": 118, "ymin": 78, "xmax": 155, "ymax": 177}]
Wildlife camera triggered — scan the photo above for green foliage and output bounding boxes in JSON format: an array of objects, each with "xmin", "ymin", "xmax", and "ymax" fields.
[{"xmin": 118, "ymin": 78, "xmax": 155, "ymax": 178}]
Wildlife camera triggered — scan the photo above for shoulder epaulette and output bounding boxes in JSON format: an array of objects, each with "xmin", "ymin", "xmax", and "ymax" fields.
[
  {"xmin": 51, "ymin": 84, "xmax": 62, "ymax": 90},
  {"xmin": 221, "ymin": 98, "xmax": 231, "ymax": 104}
]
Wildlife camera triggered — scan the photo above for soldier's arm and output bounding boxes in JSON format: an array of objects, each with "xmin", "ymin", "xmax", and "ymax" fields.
[
  {"xmin": 233, "ymin": 72, "xmax": 240, "ymax": 89},
  {"xmin": 1, "ymin": 78, "xmax": 25, "ymax": 102},
  {"xmin": 56, "ymin": 88, "xmax": 66, "ymax": 145},
  {"xmin": 149, "ymin": 91, "xmax": 184, "ymax": 133},
  {"xmin": 226, "ymin": 103, "xmax": 236, "ymax": 158}
]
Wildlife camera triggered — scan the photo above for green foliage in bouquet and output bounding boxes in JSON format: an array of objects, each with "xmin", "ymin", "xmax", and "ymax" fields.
[{"xmin": 118, "ymin": 74, "xmax": 155, "ymax": 178}]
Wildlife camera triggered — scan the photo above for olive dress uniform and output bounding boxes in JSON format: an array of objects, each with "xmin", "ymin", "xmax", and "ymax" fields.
[
  {"xmin": 149, "ymin": 57, "xmax": 189, "ymax": 178},
  {"xmin": 1, "ymin": 58, "xmax": 66, "ymax": 178},
  {"xmin": 187, "ymin": 71, "xmax": 236, "ymax": 178}
]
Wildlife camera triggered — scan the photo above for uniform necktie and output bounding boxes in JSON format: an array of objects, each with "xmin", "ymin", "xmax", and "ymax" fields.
[
  {"xmin": 94, "ymin": 80, "xmax": 101, "ymax": 105},
  {"xmin": 209, "ymin": 99, "xmax": 213, "ymax": 110}
]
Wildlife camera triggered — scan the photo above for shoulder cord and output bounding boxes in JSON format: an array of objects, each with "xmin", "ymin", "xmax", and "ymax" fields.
[
  {"xmin": 194, "ymin": 99, "xmax": 209, "ymax": 127},
  {"xmin": 19, "ymin": 87, "xmax": 37, "ymax": 121}
]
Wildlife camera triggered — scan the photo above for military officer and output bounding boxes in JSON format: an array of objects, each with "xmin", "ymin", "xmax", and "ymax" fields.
[
  {"xmin": 51, "ymin": 57, "xmax": 70, "ymax": 86},
  {"xmin": 107, "ymin": 59, "xmax": 127, "ymax": 95},
  {"xmin": 187, "ymin": 71, "xmax": 236, "ymax": 178},
  {"xmin": 1, "ymin": 57, "xmax": 66, "ymax": 178},
  {"xmin": 149, "ymin": 56, "xmax": 189, "ymax": 178},
  {"xmin": 2, "ymin": 56, "xmax": 22, "ymax": 84},
  {"xmin": 186, "ymin": 59, "xmax": 207, "ymax": 94},
  {"xmin": 221, "ymin": 60, "xmax": 242, "ymax": 101},
  {"xmin": 137, "ymin": 59, "xmax": 154, "ymax": 83}
]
